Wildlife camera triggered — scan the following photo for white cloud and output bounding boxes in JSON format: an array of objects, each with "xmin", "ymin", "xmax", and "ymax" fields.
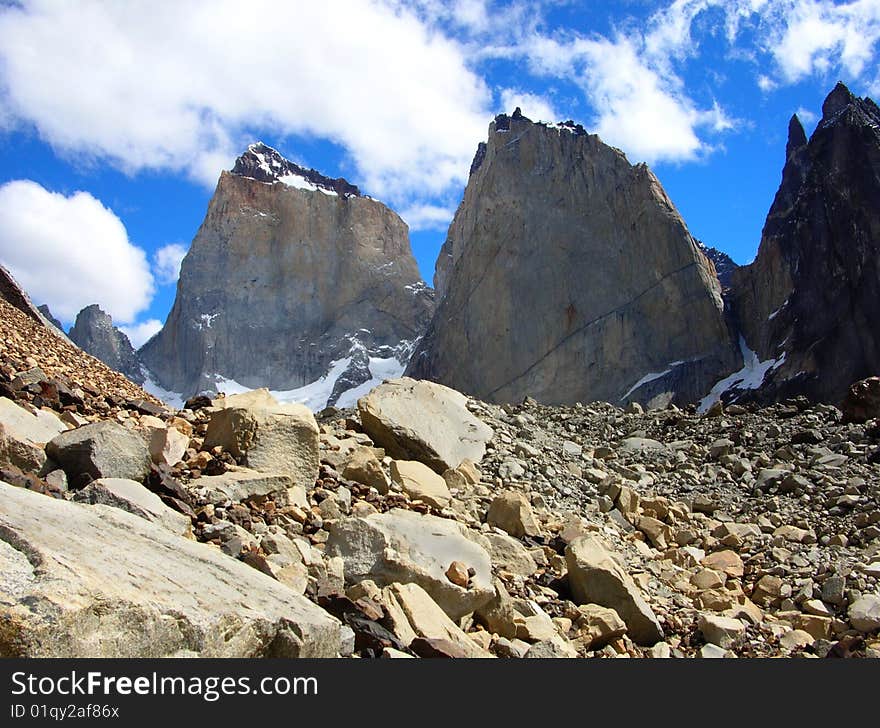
[
  {"xmin": 795, "ymin": 106, "xmax": 818, "ymax": 124},
  {"xmin": 153, "ymin": 243, "xmax": 188, "ymax": 285},
  {"xmin": 0, "ymin": 180, "xmax": 154, "ymax": 325},
  {"xmin": 119, "ymin": 319, "xmax": 163, "ymax": 349},
  {"xmin": 498, "ymin": 88, "xmax": 559, "ymax": 122},
  {"xmin": 400, "ymin": 203, "xmax": 457, "ymax": 231},
  {"xmin": 0, "ymin": 0, "xmax": 492, "ymax": 203}
]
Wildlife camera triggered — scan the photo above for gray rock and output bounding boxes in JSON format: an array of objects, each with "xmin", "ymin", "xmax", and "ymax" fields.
[
  {"xmin": 565, "ymin": 535, "xmax": 663, "ymax": 645},
  {"xmin": 849, "ymin": 594, "xmax": 880, "ymax": 632},
  {"xmin": 46, "ymin": 421, "xmax": 151, "ymax": 483},
  {"xmin": 72, "ymin": 478, "xmax": 191, "ymax": 537},
  {"xmin": 358, "ymin": 377, "xmax": 493, "ymax": 473},
  {"xmin": 0, "ymin": 396, "xmax": 66, "ymax": 472},
  {"xmin": 326, "ymin": 508, "xmax": 493, "ymax": 620},
  {"xmin": 195, "ymin": 469, "xmax": 296, "ymax": 505},
  {"xmin": 203, "ymin": 390, "xmax": 319, "ymax": 487},
  {"xmin": 0, "ymin": 481, "xmax": 340, "ymax": 657},
  {"xmin": 389, "ymin": 459, "xmax": 451, "ymax": 508},
  {"xmin": 486, "ymin": 491, "xmax": 542, "ymax": 538}
]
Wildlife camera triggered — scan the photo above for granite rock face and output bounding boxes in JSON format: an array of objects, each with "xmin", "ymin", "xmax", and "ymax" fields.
[
  {"xmin": 68, "ymin": 304, "xmax": 144, "ymax": 385},
  {"xmin": 140, "ymin": 142, "xmax": 434, "ymax": 406},
  {"xmin": 407, "ymin": 111, "xmax": 738, "ymax": 407},
  {"xmin": 731, "ymin": 83, "xmax": 880, "ymax": 405}
]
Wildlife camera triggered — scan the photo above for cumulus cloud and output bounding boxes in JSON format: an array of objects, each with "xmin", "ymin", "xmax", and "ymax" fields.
[
  {"xmin": 119, "ymin": 319, "xmax": 163, "ymax": 349},
  {"xmin": 0, "ymin": 0, "xmax": 492, "ymax": 203},
  {"xmin": 400, "ymin": 203, "xmax": 458, "ymax": 232},
  {"xmin": 0, "ymin": 180, "xmax": 154, "ymax": 325},
  {"xmin": 498, "ymin": 88, "xmax": 559, "ymax": 122},
  {"xmin": 153, "ymin": 243, "xmax": 188, "ymax": 285}
]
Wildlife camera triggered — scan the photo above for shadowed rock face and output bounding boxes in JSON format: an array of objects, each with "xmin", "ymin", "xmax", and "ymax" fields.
[
  {"xmin": 731, "ymin": 83, "xmax": 880, "ymax": 404},
  {"xmin": 407, "ymin": 111, "xmax": 739, "ymax": 407},
  {"xmin": 68, "ymin": 304, "xmax": 143, "ymax": 385},
  {"xmin": 140, "ymin": 143, "xmax": 434, "ymax": 400}
]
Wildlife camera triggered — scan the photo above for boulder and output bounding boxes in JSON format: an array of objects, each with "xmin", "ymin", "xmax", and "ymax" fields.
[
  {"xmin": 72, "ymin": 478, "xmax": 192, "ymax": 537},
  {"xmin": 147, "ymin": 424, "xmax": 189, "ymax": 467},
  {"xmin": 576, "ymin": 604, "xmax": 627, "ymax": 649},
  {"xmin": 0, "ymin": 481, "xmax": 340, "ymax": 657},
  {"xmin": 0, "ymin": 397, "xmax": 66, "ymax": 472},
  {"xmin": 341, "ymin": 446, "xmax": 390, "ymax": 493},
  {"xmin": 203, "ymin": 391, "xmax": 319, "ymax": 487},
  {"xmin": 194, "ymin": 469, "xmax": 296, "ymax": 505},
  {"xmin": 484, "ymin": 531, "xmax": 538, "ymax": 577},
  {"xmin": 326, "ymin": 508, "xmax": 493, "ymax": 620},
  {"xmin": 357, "ymin": 378, "xmax": 493, "ymax": 473},
  {"xmin": 381, "ymin": 582, "xmax": 493, "ymax": 658},
  {"xmin": 849, "ymin": 595, "xmax": 880, "ymax": 632},
  {"xmin": 842, "ymin": 377, "xmax": 880, "ymax": 423},
  {"xmin": 46, "ymin": 421, "xmax": 151, "ymax": 483},
  {"xmin": 486, "ymin": 491, "xmax": 542, "ymax": 538},
  {"xmin": 390, "ymin": 459, "xmax": 451, "ymax": 508},
  {"xmin": 698, "ymin": 613, "xmax": 746, "ymax": 648},
  {"xmin": 475, "ymin": 582, "xmax": 557, "ymax": 642},
  {"xmin": 565, "ymin": 535, "xmax": 663, "ymax": 645}
]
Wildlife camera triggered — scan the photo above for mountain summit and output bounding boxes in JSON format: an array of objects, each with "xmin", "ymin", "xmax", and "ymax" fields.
[
  {"xmin": 140, "ymin": 143, "xmax": 434, "ymax": 407},
  {"xmin": 408, "ymin": 110, "xmax": 739, "ymax": 407},
  {"xmin": 731, "ymin": 82, "xmax": 880, "ymax": 403}
]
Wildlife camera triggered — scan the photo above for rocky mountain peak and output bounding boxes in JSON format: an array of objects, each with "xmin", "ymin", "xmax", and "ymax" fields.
[
  {"xmin": 786, "ymin": 114, "xmax": 808, "ymax": 157},
  {"xmin": 818, "ymin": 82, "xmax": 880, "ymax": 131},
  {"xmin": 68, "ymin": 304, "xmax": 144, "ymax": 385},
  {"xmin": 410, "ymin": 110, "xmax": 738, "ymax": 407},
  {"xmin": 231, "ymin": 141, "xmax": 360, "ymax": 197}
]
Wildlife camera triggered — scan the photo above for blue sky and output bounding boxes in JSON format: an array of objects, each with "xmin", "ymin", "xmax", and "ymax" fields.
[{"xmin": 0, "ymin": 0, "xmax": 878, "ymax": 347}]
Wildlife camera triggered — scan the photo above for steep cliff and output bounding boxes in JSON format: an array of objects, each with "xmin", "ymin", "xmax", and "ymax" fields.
[
  {"xmin": 730, "ymin": 83, "xmax": 880, "ymax": 404},
  {"xmin": 140, "ymin": 143, "xmax": 434, "ymax": 407},
  {"xmin": 408, "ymin": 111, "xmax": 739, "ymax": 407}
]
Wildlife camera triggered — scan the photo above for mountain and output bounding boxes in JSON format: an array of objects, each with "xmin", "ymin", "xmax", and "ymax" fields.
[
  {"xmin": 140, "ymin": 142, "xmax": 434, "ymax": 409},
  {"xmin": 729, "ymin": 83, "xmax": 880, "ymax": 404},
  {"xmin": 696, "ymin": 242, "xmax": 738, "ymax": 292},
  {"xmin": 68, "ymin": 304, "xmax": 144, "ymax": 385},
  {"xmin": 37, "ymin": 304, "xmax": 64, "ymax": 332},
  {"xmin": 407, "ymin": 110, "xmax": 739, "ymax": 407}
]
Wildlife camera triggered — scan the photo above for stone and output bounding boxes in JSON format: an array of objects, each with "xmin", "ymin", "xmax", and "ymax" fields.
[
  {"xmin": 147, "ymin": 424, "xmax": 189, "ymax": 467},
  {"xmin": 326, "ymin": 509, "xmax": 493, "ymax": 620},
  {"xmin": 779, "ymin": 630, "xmax": 814, "ymax": 650},
  {"xmin": 476, "ymin": 582, "xmax": 557, "ymax": 642},
  {"xmin": 406, "ymin": 111, "xmax": 737, "ymax": 408},
  {"xmin": 577, "ymin": 604, "xmax": 627, "ymax": 649},
  {"xmin": 483, "ymin": 531, "xmax": 538, "ymax": 577},
  {"xmin": 486, "ymin": 491, "xmax": 542, "ymax": 538},
  {"xmin": 196, "ymin": 469, "xmax": 295, "ymax": 505},
  {"xmin": 698, "ymin": 613, "xmax": 746, "ymax": 648},
  {"xmin": 565, "ymin": 535, "xmax": 663, "ymax": 645},
  {"xmin": 0, "ymin": 396, "xmax": 66, "ymax": 472},
  {"xmin": 699, "ymin": 643, "xmax": 729, "ymax": 658},
  {"xmin": 523, "ymin": 635, "xmax": 578, "ymax": 658},
  {"xmin": 445, "ymin": 561, "xmax": 470, "ymax": 588},
  {"xmin": 752, "ymin": 575, "xmax": 785, "ymax": 606},
  {"xmin": 618, "ymin": 437, "xmax": 669, "ymax": 454},
  {"xmin": 701, "ymin": 550, "xmax": 744, "ymax": 579},
  {"xmin": 140, "ymin": 142, "xmax": 434, "ymax": 408},
  {"xmin": 46, "ymin": 421, "xmax": 151, "ymax": 483},
  {"xmin": 341, "ymin": 447, "xmax": 390, "ymax": 493},
  {"xmin": 382, "ymin": 583, "xmax": 493, "ymax": 658},
  {"xmin": 357, "ymin": 378, "xmax": 493, "ymax": 473},
  {"xmin": 0, "ymin": 481, "xmax": 340, "ymax": 657},
  {"xmin": 390, "ymin": 459, "xmax": 451, "ymax": 508},
  {"xmin": 203, "ymin": 392, "xmax": 319, "ymax": 487},
  {"xmin": 72, "ymin": 478, "xmax": 191, "ymax": 537},
  {"xmin": 842, "ymin": 377, "xmax": 880, "ymax": 423},
  {"xmin": 849, "ymin": 595, "xmax": 880, "ymax": 632}
]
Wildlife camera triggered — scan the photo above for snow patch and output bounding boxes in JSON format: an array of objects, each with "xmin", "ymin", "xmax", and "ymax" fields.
[
  {"xmin": 278, "ymin": 173, "xmax": 338, "ymax": 196},
  {"xmin": 697, "ymin": 337, "xmax": 785, "ymax": 413},
  {"xmin": 767, "ymin": 298, "xmax": 789, "ymax": 321},
  {"xmin": 620, "ymin": 360, "xmax": 687, "ymax": 401},
  {"xmin": 140, "ymin": 366, "xmax": 184, "ymax": 410}
]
